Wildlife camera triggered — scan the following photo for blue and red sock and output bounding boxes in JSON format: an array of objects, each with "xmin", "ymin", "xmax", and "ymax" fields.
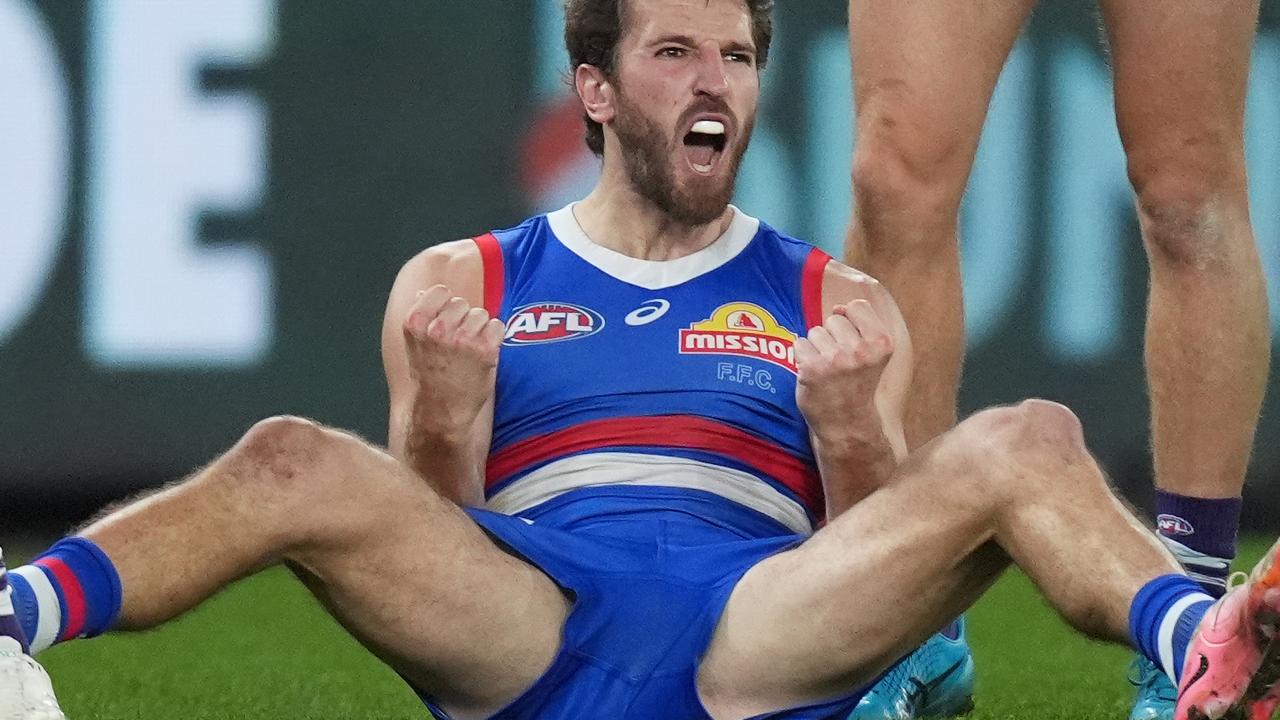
[
  {"xmin": 1156, "ymin": 489, "xmax": 1241, "ymax": 598},
  {"xmin": 6, "ymin": 537, "xmax": 122, "ymax": 654},
  {"xmin": 1130, "ymin": 573, "xmax": 1215, "ymax": 685}
]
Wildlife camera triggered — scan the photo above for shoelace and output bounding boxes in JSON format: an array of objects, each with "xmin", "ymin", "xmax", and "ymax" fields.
[
  {"xmin": 1128, "ymin": 658, "xmax": 1177, "ymax": 701},
  {"xmin": 1204, "ymin": 571, "xmax": 1253, "ymax": 629}
]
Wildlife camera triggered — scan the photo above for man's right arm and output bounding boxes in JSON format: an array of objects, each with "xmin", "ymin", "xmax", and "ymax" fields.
[{"xmin": 381, "ymin": 239, "xmax": 495, "ymax": 507}]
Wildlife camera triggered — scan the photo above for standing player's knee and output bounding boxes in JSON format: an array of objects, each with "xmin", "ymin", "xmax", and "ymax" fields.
[
  {"xmin": 852, "ymin": 141, "xmax": 965, "ymax": 230},
  {"xmin": 851, "ymin": 95, "xmax": 969, "ymax": 257},
  {"xmin": 1126, "ymin": 142, "xmax": 1248, "ymax": 270}
]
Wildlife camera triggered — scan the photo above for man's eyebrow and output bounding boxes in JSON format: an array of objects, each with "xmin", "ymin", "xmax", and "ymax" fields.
[
  {"xmin": 649, "ymin": 33, "xmax": 698, "ymax": 47},
  {"xmin": 648, "ymin": 34, "xmax": 757, "ymax": 54}
]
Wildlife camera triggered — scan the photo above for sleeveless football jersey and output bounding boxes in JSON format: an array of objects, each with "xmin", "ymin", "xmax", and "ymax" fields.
[{"xmin": 474, "ymin": 204, "xmax": 832, "ymax": 534}]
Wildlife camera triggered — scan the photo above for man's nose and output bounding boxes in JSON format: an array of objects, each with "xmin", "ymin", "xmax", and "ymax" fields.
[{"xmin": 693, "ymin": 43, "xmax": 729, "ymax": 97}]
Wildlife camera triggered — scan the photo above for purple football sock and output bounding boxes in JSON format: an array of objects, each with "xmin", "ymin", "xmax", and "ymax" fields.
[{"xmin": 1156, "ymin": 489, "xmax": 1241, "ymax": 598}]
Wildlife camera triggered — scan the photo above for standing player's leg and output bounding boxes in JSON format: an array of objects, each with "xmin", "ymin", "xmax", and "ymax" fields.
[
  {"xmin": 1099, "ymin": 0, "xmax": 1266, "ymax": 596},
  {"xmin": 845, "ymin": 0, "xmax": 1035, "ymax": 449},
  {"xmin": 698, "ymin": 401, "xmax": 1278, "ymax": 719},
  {"xmin": 1097, "ymin": 3, "xmax": 1269, "ymax": 717},
  {"xmin": 843, "ymin": 6, "xmax": 1035, "ymax": 716},
  {"xmin": 3, "ymin": 416, "xmax": 569, "ymax": 719}
]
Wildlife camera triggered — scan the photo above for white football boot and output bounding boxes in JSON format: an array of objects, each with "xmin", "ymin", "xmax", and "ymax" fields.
[{"xmin": 0, "ymin": 635, "xmax": 66, "ymax": 720}]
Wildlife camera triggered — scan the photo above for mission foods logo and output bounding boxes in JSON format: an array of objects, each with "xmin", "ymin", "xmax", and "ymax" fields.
[
  {"xmin": 679, "ymin": 302, "xmax": 798, "ymax": 372},
  {"xmin": 503, "ymin": 302, "xmax": 605, "ymax": 346}
]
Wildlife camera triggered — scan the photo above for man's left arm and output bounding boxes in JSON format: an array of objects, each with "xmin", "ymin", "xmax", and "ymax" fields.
[{"xmin": 796, "ymin": 261, "xmax": 913, "ymax": 519}]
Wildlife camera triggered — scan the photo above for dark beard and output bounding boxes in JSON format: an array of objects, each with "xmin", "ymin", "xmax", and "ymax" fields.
[{"xmin": 612, "ymin": 93, "xmax": 751, "ymax": 226}]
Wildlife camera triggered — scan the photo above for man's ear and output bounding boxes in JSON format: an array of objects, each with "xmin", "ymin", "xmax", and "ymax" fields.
[{"xmin": 575, "ymin": 64, "xmax": 616, "ymax": 126}]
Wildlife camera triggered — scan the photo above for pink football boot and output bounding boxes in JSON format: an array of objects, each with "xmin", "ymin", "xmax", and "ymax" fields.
[{"xmin": 1176, "ymin": 538, "xmax": 1280, "ymax": 720}]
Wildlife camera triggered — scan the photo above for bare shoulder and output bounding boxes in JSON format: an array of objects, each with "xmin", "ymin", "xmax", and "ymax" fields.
[
  {"xmin": 383, "ymin": 237, "xmax": 488, "ymax": 387},
  {"xmin": 392, "ymin": 238, "xmax": 485, "ymax": 308},
  {"xmin": 384, "ymin": 238, "xmax": 487, "ymax": 353}
]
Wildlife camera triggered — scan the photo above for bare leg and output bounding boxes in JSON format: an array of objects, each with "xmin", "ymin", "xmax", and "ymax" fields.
[
  {"xmin": 698, "ymin": 400, "xmax": 1183, "ymax": 718},
  {"xmin": 1099, "ymin": 0, "xmax": 1269, "ymax": 501},
  {"xmin": 845, "ymin": 0, "xmax": 1036, "ymax": 448},
  {"xmin": 79, "ymin": 416, "xmax": 569, "ymax": 720}
]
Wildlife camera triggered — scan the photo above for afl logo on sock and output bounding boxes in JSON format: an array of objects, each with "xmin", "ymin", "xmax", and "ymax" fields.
[
  {"xmin": 1157, "ymin": 514, "xmax": 1195, "ymax": 536},
  {"xmin": 503, "ymin": 302, "xmax": 604, "ymax": 346}
]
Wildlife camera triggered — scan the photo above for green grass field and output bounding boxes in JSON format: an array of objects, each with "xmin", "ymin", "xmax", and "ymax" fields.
[{"xmin": 29, "ymin": 537, "xmax": 1276, "ymax": 719}]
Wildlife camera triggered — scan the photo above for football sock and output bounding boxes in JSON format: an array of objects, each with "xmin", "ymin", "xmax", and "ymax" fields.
[
  {"xmin": 0, "ymin": 550, "xmax": 31, "ymax": 654},
  {"xmin": 1155, "ymin": 489, "xmax": 1240, "ymax": 598},
  {"xmin": 1129, "ymin": 573, "xmax": 1214, "ymax": 685},
  {"xmin": 8, "ymin": 537, "xmax": 122, "ymax": 654}
]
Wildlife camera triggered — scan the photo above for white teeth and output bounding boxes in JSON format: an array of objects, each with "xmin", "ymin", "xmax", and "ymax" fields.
[{"xmin": 691, "ymin": 120, "xmax": 725, "ymax": 135}]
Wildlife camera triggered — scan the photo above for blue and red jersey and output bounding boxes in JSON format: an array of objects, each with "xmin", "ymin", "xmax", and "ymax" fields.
[{"xmin": 474, "ymin": 204, "xmax": 832, "ymax": 534}]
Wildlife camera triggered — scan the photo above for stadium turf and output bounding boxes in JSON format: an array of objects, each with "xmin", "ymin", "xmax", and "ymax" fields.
[{"xmin": 30, "ymin": 537, "xmax": 1275, "ymax": 719}]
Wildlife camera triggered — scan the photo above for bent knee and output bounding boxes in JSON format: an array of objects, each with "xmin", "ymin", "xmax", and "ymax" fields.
[
  {"xmin": 942, "ymin": 401, "xmax": 1090, "ymax": 509},
  {"xmin": 1016, "ymin": 399, "xmax": 1085, "ymax": 447},
  {"xmin": 235, "ymin": 415, "xmax": 350, "ymax": 479},
  {"xmin": 242, "ymin": 414, "xmax": 326, "ymax": 451},
  {"xmin": 961, "ymin": 399, "xmax": 1085, "ymax": 454},
  {"xmin": 243, "ymin": 415, "xmax": 409, "ymax": 507}
]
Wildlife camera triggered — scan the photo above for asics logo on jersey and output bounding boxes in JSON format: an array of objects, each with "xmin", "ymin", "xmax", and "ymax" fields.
[
  {"xmin": 625, "ymin": 300, "xmax": 671, "ymax": 327},
  {"xmin": 503, "ymin": 302, "xmax": 605, "ymax": 346},
  {"xmin": 679, "ymin": 302, "xmax": 799, "ymax": 373}
]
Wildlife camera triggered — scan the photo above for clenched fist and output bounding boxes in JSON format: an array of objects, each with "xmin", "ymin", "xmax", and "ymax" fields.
[
  {"xmin": 402, "ymin": 284, "xmax": 505, "ymax": 433},
  {"xmin": 794, "ymin": 299, "xmax": 894, "ymax": 439}
]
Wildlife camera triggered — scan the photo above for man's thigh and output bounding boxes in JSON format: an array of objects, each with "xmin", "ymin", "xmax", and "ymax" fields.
[
  {"xmin": 1099, "ymin": 0, "xmax": 1260, "ymax": 158},
  {"xmin": 696, "ymin": 436, "xmax": 1008, "ymax": 719},
  {"xmin": 849, "ymin": 0, "xmax": 1035, "ymax": 174},
  {"xmin": 285, "ymin": 434, "xmax": 570, "ymax": 719}
]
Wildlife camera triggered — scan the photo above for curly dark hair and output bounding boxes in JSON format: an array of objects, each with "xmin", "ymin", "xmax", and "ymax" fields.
[{"xmin": 564, "ymin": 0, "xmax": 774, "ymax": 156}]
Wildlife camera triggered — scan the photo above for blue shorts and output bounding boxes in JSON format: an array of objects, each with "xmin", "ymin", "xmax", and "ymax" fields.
[{"xmin": 418, "ymin": 486, "xmax": 870, "ymax": 720}]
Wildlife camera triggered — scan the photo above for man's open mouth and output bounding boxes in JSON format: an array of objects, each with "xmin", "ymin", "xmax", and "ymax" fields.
[{"xmin": 683, "ymin": 119, "xmax": 728, "ymax": 174}]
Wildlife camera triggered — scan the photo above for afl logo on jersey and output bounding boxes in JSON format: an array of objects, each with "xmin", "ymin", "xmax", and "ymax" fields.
[
  {"xmin": 679, "ymin": 302, "xmax": 798, "ymax": 373},
  {"xmin": 503, "ymin": 302, "xmax": 605, "ymax": 346}
]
